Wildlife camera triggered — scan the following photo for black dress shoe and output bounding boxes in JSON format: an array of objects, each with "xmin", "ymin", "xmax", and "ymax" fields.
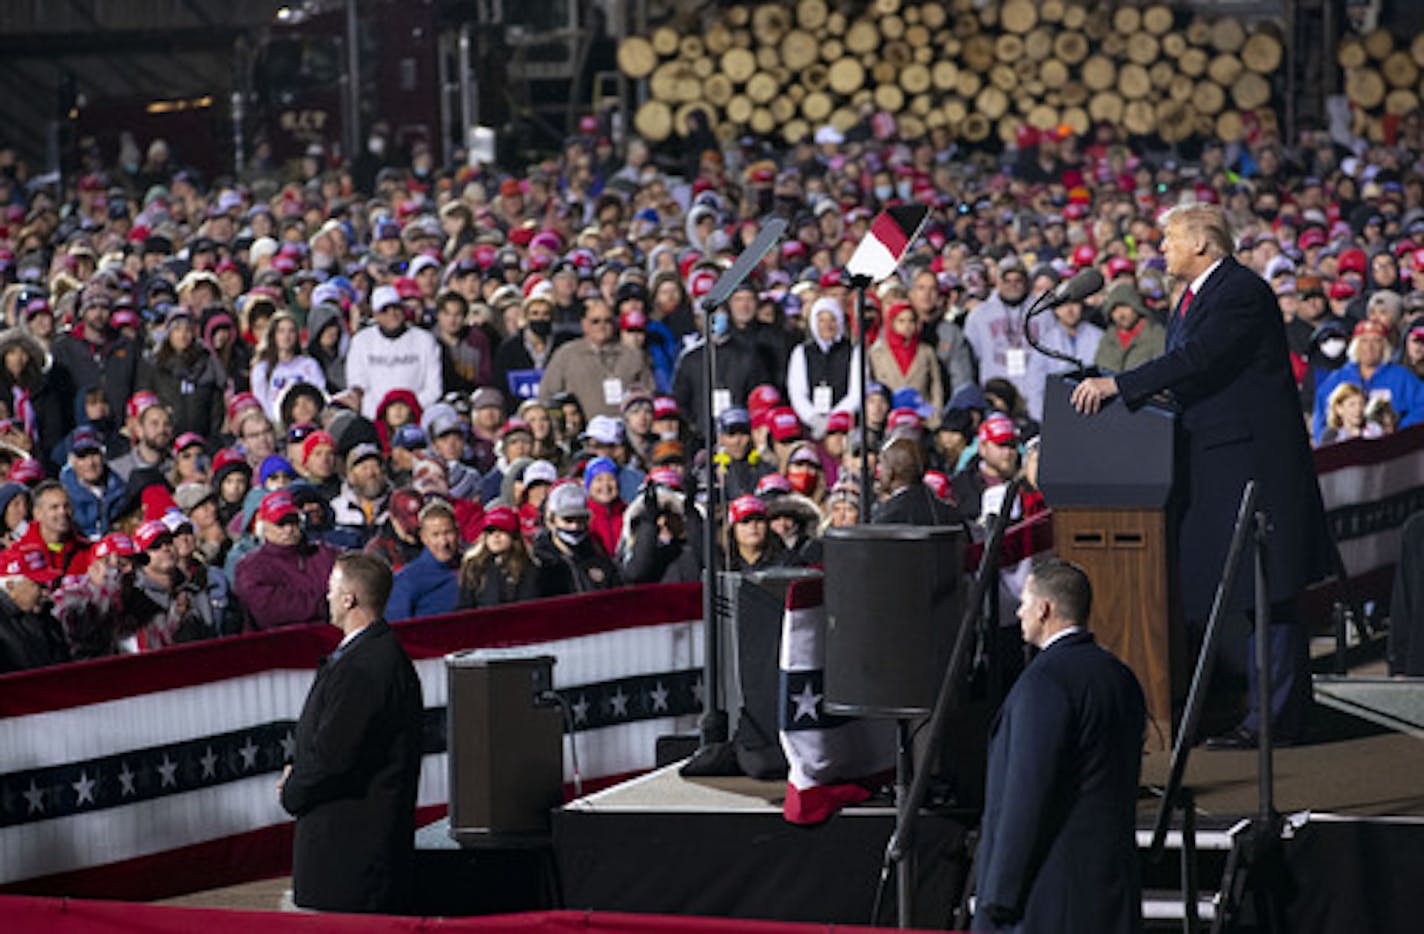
[{"xmin": 1204, "ymin": 726, "xmax": 1258, "ymax": 750}]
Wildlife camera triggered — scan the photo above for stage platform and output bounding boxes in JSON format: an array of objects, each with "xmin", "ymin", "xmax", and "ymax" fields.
[{"xmin": 543, "ymin": 685, "xmax": 1424, "ymax": 932}]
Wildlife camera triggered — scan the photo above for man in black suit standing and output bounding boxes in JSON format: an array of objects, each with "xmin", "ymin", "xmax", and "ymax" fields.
[
  {"xmin": 974, "ymin": 558, "xmax": 1145, "ymax": 933},
  {"xmin": 279, "ymin": 552, "xmax": 424, "ymax": 912},
  {"xmin": 1071, "ymin": 203, "xmax": 1331, "ymax": 748},
  {"xmin": 871, "ymin": 437, "xmax": 966, "ymax": 527}
]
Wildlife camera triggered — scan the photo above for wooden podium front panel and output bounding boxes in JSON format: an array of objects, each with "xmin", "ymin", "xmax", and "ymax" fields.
[{"xmin": 1052, "ymin": 507, "xmax": 1179, "ymax": 748}]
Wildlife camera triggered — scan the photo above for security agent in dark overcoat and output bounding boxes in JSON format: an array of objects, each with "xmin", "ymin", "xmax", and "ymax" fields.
[
  {"xmin": 1074, "ymin": 206, "xmax": 1331, "ymax": 743},
  {"xmin": 280, "ymin": 559, "xmax": 423, "ymax": 913},
  {"xmin": 973, "ymin": 561, "xmax": 1146, "ymax": 933}
]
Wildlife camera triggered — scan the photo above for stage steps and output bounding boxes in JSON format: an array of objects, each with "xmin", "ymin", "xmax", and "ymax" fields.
[{"xmin": 1136, "ymin": 820, "xmax": 1235, "ymax": 931}]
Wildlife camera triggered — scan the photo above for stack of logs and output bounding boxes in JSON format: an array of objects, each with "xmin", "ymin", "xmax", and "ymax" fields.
[
  {"xmin": 617, "ymin": 0, "xmax": 1284, "ymax": 147},
  {"xmin": 1337, "ymin": 30, "xmax": 1424, "ymax": 144}
]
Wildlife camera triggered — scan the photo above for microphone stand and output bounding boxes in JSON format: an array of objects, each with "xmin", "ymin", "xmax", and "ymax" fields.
[{"xmin": 1022, "ymin": 293, "xmax": 1097, "ymax": 378}]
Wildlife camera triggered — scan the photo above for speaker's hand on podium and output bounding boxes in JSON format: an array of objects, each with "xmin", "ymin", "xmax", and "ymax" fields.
[{"xmin": 1071, "ymin": 376, "xmax": 1119, "ymax": 414}]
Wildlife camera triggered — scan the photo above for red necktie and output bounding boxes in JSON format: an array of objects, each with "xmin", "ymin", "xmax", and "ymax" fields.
[{"xmin": 1178, "ymin": 287, "xmax": 1195, "ymax": 319}]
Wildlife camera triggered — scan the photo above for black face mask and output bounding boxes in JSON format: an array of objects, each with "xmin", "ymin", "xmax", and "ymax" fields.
[
  {"xmin": 528, "ymin": 319, "xmax": 553, "ymax": 339},
  {"xmin": 1257, "ymin": 207, "xmax": 1278, "ymax": 222}
]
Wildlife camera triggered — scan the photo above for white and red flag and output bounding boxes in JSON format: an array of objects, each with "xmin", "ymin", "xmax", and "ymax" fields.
[{"xmin": 845, "ymin": 204, "xmax": 930, "ymax": 284}]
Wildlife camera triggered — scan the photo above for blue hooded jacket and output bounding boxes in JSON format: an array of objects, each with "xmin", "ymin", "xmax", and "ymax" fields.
[
  {"xmin": 385, "ymin": 547, "xmax": 460, "ymax": 621},
  {"xmin": 60, "ymin": 462, "xmax": 126, "ymax": 538}
]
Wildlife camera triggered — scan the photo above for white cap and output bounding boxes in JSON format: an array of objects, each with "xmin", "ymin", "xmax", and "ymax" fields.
[
  {"xmin": 408, "ymin": 254, "xmax": 441, "ymax": 277},
  {"xmin": 585, "ymin": 414, "xmax": 625, "ymax": 445},
  {"xmin": 250, "ymin": 237, "xmax": 279, "ymax": 263},
  {"xmin": 524, "ymin": 459, "xmax": 557, "ymax": 485},
  {"xmin": 371, "ymin": 284, "xmax": 402, "ymax": 312},
  {"xmin": 814, "ymin": 125, "xmax": 844, "ymax": 146}
]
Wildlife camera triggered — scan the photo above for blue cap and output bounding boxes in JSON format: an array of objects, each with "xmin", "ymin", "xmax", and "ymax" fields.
[
  {"xmin": 946, "ymin": 383, "xmax": 988, "ymax": 414},
  {"xmin": 891, "ymin": 387, "xmax": 934, "ymax": 419},
  {"xmin": 717, "ymin": 407, "xmax": 751, "ymax": 432},
  {"xmin": 258, "ymin": 455, "xmax": 297, "ymax": 485},
  {"xmin": 71, "ymin": 426, "xmax": 104, "ymax": 454},
  {"xmin": 374, "ymin": 219, "xmax": 401, "ymax": 241},
  {"xmin": 583, "ymin": 456, "xmax": 619, "ymax": 490},
  {"xmin": 391, "ymin": 423, "xmax": 428, "ymax": 450}
]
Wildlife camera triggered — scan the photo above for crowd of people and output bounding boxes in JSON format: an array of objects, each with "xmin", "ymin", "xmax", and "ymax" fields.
[{"xmin": 0, "ymin": 106, "xmax": 1422, "ymax": 673}]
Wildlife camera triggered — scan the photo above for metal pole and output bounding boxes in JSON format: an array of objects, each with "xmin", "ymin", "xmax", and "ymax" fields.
[
  {"xmin": 1253, "ymin": 512, "xmax": 1274, "ymax": 823},
  {"xmin": 895, "ymin": 718, "xmax": 915, "ymax": 929},
  {"xmin": 231, "ymin": 90, "xmax": 245, "ymax": 177},
  {"xmin": 700, "ymin": 304, "xmax": 726, "ymax": 745},
  {"xmin": 459, "ymin": 23, "xmax": 477, "ymax": 145},
  {"xmin": 855, "ymin": 283, "xmax": 872, "ymax": 520},
  {"xmin": 343, "ymin": 0, "xmax": 361, "ymax": 164},
  {"xmin": 1182, "ymin": 787, "xmax": 1199, "ymax": 934}
]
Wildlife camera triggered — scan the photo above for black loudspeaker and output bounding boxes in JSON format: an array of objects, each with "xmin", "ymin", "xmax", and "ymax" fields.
[
  {"xmin": 822, "ymin": 525, "xmax": 966, "ymax": 717},
  {"xmin": 447, "ymin": 652, "xmax": 563, "ymax": 840}
]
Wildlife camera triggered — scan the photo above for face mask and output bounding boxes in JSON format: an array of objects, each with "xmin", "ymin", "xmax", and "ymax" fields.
[
  {"xmin": 1257, "ymin": 207, "xmax": 1278, "ymax": 222},
  {"xmin": 312, "ymin": 250, "xmax": 334, "ymax": 271},
  {"xmin": 711, "ymin": 310, "xmax": 730, "ymax": 338},
  {"xmin": 555, "ymin": 526, "xmax": 587, "ymax": 548},
  {"xmin": 896, "ymin": 181, "xmax": 914, "ymax": 200},
  {"xmin": 378, "ymin": 322, "xmax": 407, "ymax": 340},
  {"xmin": 874, "ymin": 185, "xmax": 894, "ymax": 201},
  {"xmin": 368, "ymin": 136, "xmax": 385, "ymax": 156},
  {"xmin": 528, "ymin": 318, "xmax": 552, "ymax": 338},
  {"xmin": 1319, "ymin": 337, "xmax": 1347, "ymax": 360},
  {"xmin": 788, "ymin": 471, "xmax": 817, "ymax": 495}
]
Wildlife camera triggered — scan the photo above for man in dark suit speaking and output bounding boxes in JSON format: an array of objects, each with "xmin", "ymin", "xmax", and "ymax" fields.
[
  {"xmin": 973, "ymin": 558, "xmax": 1145, "ymax": 933},
  {"xmin": 1071, "ymin": 203, "xmax": 1331, "ymax": 748},
  {"xmin": 279, "ymin": 552, "xmax": 424, "ymax": 912}
]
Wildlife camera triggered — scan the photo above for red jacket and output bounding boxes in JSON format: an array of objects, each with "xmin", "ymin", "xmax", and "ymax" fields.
[
  {"xmin": 18, "ymin": 522, "xmax": 92, "ymax": 580},
  {"xmin": 588, "ymin": 498, "xmax": 626, "ymax": 559}
]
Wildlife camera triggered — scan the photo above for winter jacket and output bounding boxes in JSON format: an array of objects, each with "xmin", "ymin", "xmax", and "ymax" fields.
[
  {"xmin": 531, "ymin": 528, "xmax": 622, "ymax": 597},
  {"xmin": 537, "ymin": 338, "xmax": 654, "ymax": 419},
  {"xmin": 588, "ymin": 497, "xmax": 627, "ymax": 558},
  {"xmin": 672, "ymin": 333, "xmax": 771, "ymax": 442},
  {"xmin": 233, "ymin": 539, "xmax": 340, "ymax": 630},
  {"xmin": 0, "ymin": 590, "xmax": 70, "ymax": 673},
  {"xmin": 304, "ymin": 301, "xmax": 349, "ymax": 392},
  {"xmin": 17, "ymin": 521, "xmax": 91, "ymax": 579},
  {"xmin": 50, "ymin": 331, "xmax": 142, "ymax": 429},
  {"xmin": 0, "ymin": 327, "xmax": 68, "ymax": 468},
  {"xmin": 345, "ymin": 324, "xmax": 443, "ymax": 420},
  {"xmin": 140, "ymin": 346, "xmax": 228, "ymax": 439},
  {"xmin": 385, "ymin": 548, "xmax": 460, "ymax": 621},
  {"xmin": 131, "ymin": 567, "xmax": 220, "ymax": 651},
  {"xmin": 457, "ymin": 554, "xmax": 539, "ymax": 608},
  {"xmin": 620, "ymin": 490, "xmax": 704, "ymax": 584},
  {"xmin": 787, "ymin": 334, "xmax": 862, "ymax": 438},
  {"xmin": 363, "ymin": 523, "xmax": 424, "ymax": 572},
  {"xmin": 60, "ymin": 462, "xmax": 126, "ymax": 538},
  {"xmin": 330, "ymin": 482, "xmax": 389, "ymax": 544},
  {"xmin": 1093, "ymin": 320, "xmax": 1167, "ymax": 376},
  {"xmin": 869, "ymin": 336, "xmax": 945, "ymax": 422},
  {"xmin": 437, "ymin": 326, "xmax": 494, "ymax": 396},
  {"xmin": 250, "ymin": 355, "xmax": 327, "ymax": 420}
]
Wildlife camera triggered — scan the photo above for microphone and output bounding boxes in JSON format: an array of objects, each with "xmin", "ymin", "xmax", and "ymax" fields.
[
  {"xmin": 1038, "ymin": 268, "xmax": 1105, "ymax": 312},
  {"xmin": 1023, "ymin": 268, "xmax": 1105, "ymax": 376}
]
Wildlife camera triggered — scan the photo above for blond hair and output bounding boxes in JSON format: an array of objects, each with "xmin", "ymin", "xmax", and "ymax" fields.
[
  {"xmin": 1160, "ymin": 203, "xmax": 1235, "ymax": 259},
  {"xmin": 1325, "ymin": 382, "xmax": 1366, "ymax": 430}
]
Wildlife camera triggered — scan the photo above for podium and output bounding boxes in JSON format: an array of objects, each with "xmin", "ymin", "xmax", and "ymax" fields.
[{"xmin": 1038, "ymin": 375, "xmax": 1184, "ymax": 748}]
